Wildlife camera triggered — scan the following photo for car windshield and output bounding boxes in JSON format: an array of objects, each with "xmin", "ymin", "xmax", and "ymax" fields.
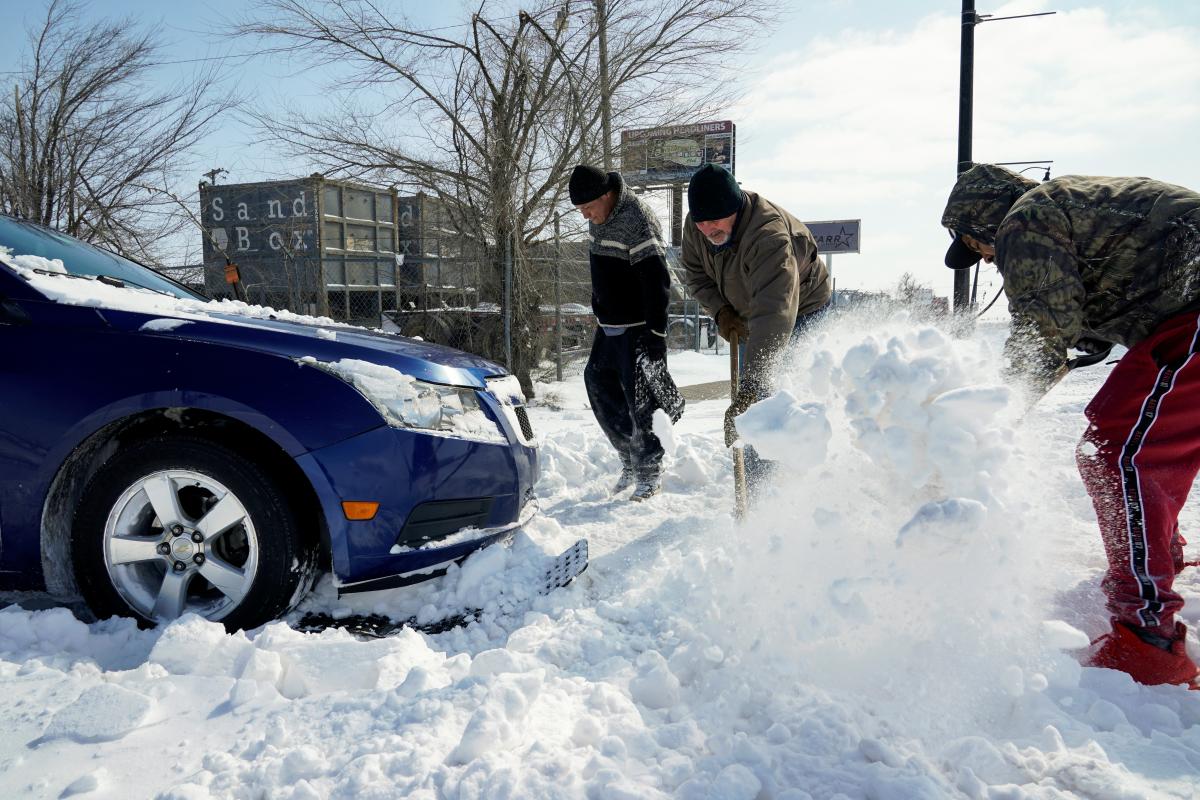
[{"xmin": 0, "ymin": 215, "xmax": 205, "ymax": 301}]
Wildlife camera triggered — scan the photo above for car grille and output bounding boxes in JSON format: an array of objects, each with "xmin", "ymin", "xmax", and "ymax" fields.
[
  {"xmin": 514, "ymin": 406, "xmax": 534, "ymax": 439},
  {"xmin": 395, "ymin": 498, "xmax": 495, "ymax": 548}
]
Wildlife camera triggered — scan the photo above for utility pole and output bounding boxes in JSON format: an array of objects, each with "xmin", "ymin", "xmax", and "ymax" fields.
[
  {"xmin": 953, "ymin": 3, "xmax": 1056, "ymax": 314},
  {"xmin": 595, "ymin": 0, "xmax": 612, "ymax": 171},
  {"xmin": 554, "ymin": 214, "xmax": 563, "ymax": 382},
  {"xmin": 203, "ymin": 167, "xmax": 227, "ymax": 186},
  {"xmin": 953, "ymin": 0, "xmax": 975, "ymax": 313}
]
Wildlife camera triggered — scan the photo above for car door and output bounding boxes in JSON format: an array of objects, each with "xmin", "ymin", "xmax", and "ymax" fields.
[
  {"xmin": 0, "ymin": 266, "xmax": 39, "ymax": 571},
  {"xmin": 0, "ymin": 266, "xmax": 115, "ymax": 583}
]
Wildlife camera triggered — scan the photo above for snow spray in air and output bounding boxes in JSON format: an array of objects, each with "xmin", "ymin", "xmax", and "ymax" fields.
[{"xmin": 685, "ymin": 308, "xmax": 1065, "ymax": 736}]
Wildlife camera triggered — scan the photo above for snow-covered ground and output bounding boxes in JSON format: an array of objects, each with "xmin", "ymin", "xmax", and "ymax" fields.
[{"xmin": 3, "ymin": 309, "xmax": 1200, "ymax": 799}]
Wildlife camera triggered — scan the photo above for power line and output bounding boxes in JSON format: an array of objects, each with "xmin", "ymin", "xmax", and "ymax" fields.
[
  {"xmin": 144, "ymin": 53, "xmax": 256, "ymax": 67},
  {"xmin": 1, "ymin": 17, "xmax": 482, "ymax": 73},
  {"xmin": 144, "ymin": 19, "xmax": 479, "ymax": 67}
]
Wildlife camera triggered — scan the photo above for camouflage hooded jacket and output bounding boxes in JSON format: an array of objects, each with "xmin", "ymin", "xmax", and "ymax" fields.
[{"xmin": 941, "ymin": 164, "xmax": 1200, "ymax": 392}]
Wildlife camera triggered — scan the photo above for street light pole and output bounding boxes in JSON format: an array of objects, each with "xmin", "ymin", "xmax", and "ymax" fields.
[
  {"xmin": 954, "ymin": 0, "xmax": 976, "ymax": 313},
  {"xmin": 953, "ymin": 4, "xmax": 1057, "ymax": 314}
]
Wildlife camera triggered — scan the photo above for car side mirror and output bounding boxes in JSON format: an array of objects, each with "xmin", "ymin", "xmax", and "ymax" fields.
[{"xmin": 0, "ymin": 295, "xmax": 31, "ymax": 326}]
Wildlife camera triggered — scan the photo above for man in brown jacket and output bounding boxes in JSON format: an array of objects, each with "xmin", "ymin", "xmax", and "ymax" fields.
[{"xmin": 681, "ymin": 165, "xmax": 831, "ymax": 469}]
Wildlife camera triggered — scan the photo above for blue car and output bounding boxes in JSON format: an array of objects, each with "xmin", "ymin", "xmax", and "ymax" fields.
[{"xmin": 0, "ymin": 215, "xmax": 538, "ymax": 629}]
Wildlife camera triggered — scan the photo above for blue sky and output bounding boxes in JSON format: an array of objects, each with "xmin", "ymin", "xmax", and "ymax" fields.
[
  {"xmin": 732, "ymin": 0, "xmax": 1200, "ymax": 307},
  {"xmin": 3, "ymin": 1, "xmax": 1199, "ymax": 308}
]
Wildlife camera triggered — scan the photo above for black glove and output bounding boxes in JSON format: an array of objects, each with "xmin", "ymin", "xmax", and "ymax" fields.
[
  {"xmin": 640, "ymin": 330, "xmax": 667, "ymax": 358},
  {"xmin": 723, "ymin": 383, "xmax": 758, "ymax": 448},
  {"xmin": 716, "ymin": 305, "xmax": 749, "ymax": 342},
  {"xmin": 1067, "ymin": 337, "xmax": 1113, "ymax": 370}
]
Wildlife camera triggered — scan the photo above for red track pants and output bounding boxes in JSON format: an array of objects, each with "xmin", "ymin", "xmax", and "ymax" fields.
[{"xmin": 1077, "ymin": 310, "xmax": 1200, "ymax": 639}]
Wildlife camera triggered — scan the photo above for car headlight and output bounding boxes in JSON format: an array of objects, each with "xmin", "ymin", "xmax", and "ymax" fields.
[
  {"xmin": 391, "ymin": 379, "xmax": 481, "ymax": 431},
  {"xmin": 300, "ymin": 357, "xmax": 505, "ymax": 442}
]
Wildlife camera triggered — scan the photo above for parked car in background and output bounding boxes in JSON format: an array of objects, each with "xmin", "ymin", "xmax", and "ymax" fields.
[{"xmin": 0, "ymin": 215, "xmax": 538, "ymax": 630}]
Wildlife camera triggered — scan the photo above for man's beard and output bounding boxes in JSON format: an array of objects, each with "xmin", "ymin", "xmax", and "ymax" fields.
[{"xmin": 704, "ymin": 230, "xmax": 729, "ymax": 246}]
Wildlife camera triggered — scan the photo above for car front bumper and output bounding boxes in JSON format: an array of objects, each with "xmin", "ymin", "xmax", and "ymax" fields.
[{"xmin": 296, "ymin": 394, "xmax": 538, "ymax": 588}]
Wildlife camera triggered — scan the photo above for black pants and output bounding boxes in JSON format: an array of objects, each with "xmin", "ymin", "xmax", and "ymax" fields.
[{"xmin": 585, "ymin": 328, "xmax": 664, "ymax": 480}]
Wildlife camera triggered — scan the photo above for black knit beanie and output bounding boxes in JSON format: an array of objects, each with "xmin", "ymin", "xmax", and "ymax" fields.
[
  {"xmin": 688, "ymin": 164, "xmax": 743, "ymax": 222},
  {"xmin": 569, "ymin": 165, "xmax": 617, "ymax": 205}
]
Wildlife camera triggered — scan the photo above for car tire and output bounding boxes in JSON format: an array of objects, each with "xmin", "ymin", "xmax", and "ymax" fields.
[{"xmin": 72, "ymin": 435, "xmax": 314, "ymax": 630}]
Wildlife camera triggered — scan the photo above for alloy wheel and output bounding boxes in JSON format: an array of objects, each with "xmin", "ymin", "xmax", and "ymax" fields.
[{"xmin": 101, "ymin": 469, "xmax": 260, "ymax": 623}]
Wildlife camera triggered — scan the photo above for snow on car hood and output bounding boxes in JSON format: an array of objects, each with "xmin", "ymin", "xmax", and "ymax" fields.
[{"xmin": 8, "ymin": 259, "xmax": 508, "ymax": 388}]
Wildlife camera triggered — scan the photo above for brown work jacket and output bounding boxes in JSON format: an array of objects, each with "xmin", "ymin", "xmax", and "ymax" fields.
[{"xmin": 681, "ymin": 191, "xmax": 830, "ymax": 381}]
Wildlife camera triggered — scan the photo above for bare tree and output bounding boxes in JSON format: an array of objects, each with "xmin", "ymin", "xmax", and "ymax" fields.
[
  {"xmin": 0, "ymin": 0, "xmax": 238, "ymax": 263},
  {"xmin": 896, "ymin": 272, "xmax": 931, "ymax": 304},
  {"xmin": 236, "ymin": 0, "xmax": 776, "ymax": 394}
]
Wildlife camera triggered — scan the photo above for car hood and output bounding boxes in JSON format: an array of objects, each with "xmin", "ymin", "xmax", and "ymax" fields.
[{"xmin": 98, "ymin": 306, "xmax": 509, "ymax": 389}]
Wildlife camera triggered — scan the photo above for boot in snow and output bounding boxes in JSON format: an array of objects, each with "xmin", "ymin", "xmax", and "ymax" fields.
[
  {"xmin": 631, "ymin": 478, "xmax": 660, "ymax": 502},
  {"xmin": 1087, "ymin": 621, "xmax": 1200, "ymax": 688},
  {"xmin": 612, "ymin": 465, "xmax": 635, "ymax": 495}
]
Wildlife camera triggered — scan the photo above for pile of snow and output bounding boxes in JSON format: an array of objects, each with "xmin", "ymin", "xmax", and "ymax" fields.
[
  {"xmin": 1, "ymin": 308, "xmax": 1198, "ymax": 799},
  {"xmin": 5, "ymin": 255, "xmax": 361, "ymax": 332},
  {"xmin": 733, "ymin": 389, "xmax": 831, "ymax": 471},
  {"xmin": 4, "ymin": 252, "xmax": 68, "ymax": 274}
]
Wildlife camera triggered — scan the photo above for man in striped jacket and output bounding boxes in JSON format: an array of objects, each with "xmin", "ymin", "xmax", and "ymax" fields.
[
  {"xmin": 942, "ymin": 163, "xmax": 1200, "ymax": 688},
  {"xmin": 571, "ymin": 164, "xmax": 678, "ymax": 501}
]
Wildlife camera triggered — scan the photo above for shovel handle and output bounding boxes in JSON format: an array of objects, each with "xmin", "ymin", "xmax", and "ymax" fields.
[
  {"xmin": 730, "ymin": 332, "xmax": 748, "ymax": 519},
  {"xmin": 729, "ymin": 331, "xmax": 739, "ymax": 398}
]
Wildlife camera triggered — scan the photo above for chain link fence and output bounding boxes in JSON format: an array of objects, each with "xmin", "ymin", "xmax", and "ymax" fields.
[
  {"xmin": 386, "ymin": 236, "xmax": 720, "ymax": 384},
  {"xmin": 170, "ymin": 231, "xmax": 719, "ymax": 387}
]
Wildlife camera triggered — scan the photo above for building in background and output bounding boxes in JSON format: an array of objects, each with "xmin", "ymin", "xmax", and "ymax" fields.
[
  {"xmin": 199, "ymin": 176, "xmax": 401, "ymax": 326},
  {"xmin": 393, "ymin": 193, "xmax": 487, "ymax": 314},
  {"xmin": 196, "ymin": 176, "xmax": 725, "ymax": 375}
]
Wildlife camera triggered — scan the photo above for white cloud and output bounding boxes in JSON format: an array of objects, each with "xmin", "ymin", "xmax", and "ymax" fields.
[{"xmin": 724, "ymin": 2, "xmax": 1200, "ymax": 300}]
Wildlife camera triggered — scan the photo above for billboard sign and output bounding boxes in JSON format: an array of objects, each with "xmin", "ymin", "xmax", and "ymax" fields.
[
  {"xmin": 620, "ymin": 120, "xmax": 734, "ymax": 186},
  {"xmin": 199, "ymin": 180, "xmax": 320, "ymax": 296},
  {"xmin": 200, "ymin": 181, "xmax": 318, "ymax": 261},
  {"xmin": 806, "ymin": 219, "xmax": 861, "ymax": 254}
]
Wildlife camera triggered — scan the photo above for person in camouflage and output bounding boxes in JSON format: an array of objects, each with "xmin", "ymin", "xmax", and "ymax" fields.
[{"xmin": 942, "ymin": 163, "xmax": 1200, "ymax": 688}]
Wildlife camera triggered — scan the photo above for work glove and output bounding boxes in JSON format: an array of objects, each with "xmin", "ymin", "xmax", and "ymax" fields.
[
  {"xmin": 1066, "ymin": 336, "xmax": 1113, "ymax": 370},
  {"xmin": 723, "ymin": 382, "xmax": 758, "ymax": 448},
  {"xmin": 716, "ymin": 304, "xmax": 749, "ymax": 342},
  {"xmin": 639, "ymin": 330, "xmax": 667, "ymax": 358}
]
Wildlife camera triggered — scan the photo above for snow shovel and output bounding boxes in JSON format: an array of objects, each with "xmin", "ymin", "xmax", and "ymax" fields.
[{"xmin": 729, "ymin": 332, "xmax": 748, "ymax": 519}]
